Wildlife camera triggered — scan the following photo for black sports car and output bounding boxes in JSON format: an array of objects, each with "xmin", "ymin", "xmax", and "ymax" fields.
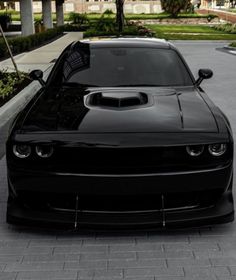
[{"xmin": 6, "ymin": 38, "xmax": 234, "ymax": 229}]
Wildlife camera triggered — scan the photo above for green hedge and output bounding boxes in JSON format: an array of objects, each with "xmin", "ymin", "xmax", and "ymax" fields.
[
  {"xmin": 62, "ymin": 23, "xmax": 89, "ymax": 32},
  {"xmin": 84, "ymin": 24, "xmax": 155, "ymax": 38},
  {"xmin": 0, "ymin": 13, "xmax": 11, "ymax": 31},
  {"xmin": 0, "ymin": 27, "xmax": 64, "ymax": 59}
]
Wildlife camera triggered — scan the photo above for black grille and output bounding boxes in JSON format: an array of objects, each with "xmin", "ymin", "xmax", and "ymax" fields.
[
  {"xmin": 15, "ymin": 146, "xmax": 231, "ymax": 175},
  {"xmin": 51, "ymin": 147, "xmax": 186, "ymax": 174},
  {"xmin": 42, "ymin": 146, "xmax": 229, "ymax": 174}
]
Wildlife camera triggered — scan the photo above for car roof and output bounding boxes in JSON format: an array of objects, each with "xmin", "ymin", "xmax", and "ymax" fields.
[{"xmin": 78, "ymin": 37, "xmax": 173, "ymax": 49}]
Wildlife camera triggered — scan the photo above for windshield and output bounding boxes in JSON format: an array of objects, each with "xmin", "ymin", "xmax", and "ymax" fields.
[{"xmin": 50, "ymin": 45, "xmax": 193, "ymax": 87}]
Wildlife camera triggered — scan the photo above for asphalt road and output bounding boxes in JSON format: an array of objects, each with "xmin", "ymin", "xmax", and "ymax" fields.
[{"xmin": 0, "ymin": 41, "xmax": 236, "ymax": 280}]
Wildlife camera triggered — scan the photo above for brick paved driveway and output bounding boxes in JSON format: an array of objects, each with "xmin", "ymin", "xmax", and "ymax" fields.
[{"xmin": 0, "ymin": 42, "xmax": 236, "ymax": 280}]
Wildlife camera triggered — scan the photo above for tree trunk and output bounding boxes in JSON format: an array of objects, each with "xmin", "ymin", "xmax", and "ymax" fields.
[{"xmin": 116, "ymin": 0, "xmax": 124, "ymax": 33}]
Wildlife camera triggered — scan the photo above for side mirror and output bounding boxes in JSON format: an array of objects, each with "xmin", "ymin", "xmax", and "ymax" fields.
[
  {"xmin": 29, "ymin": 70, "xmax": 45, "ymax": 87},
  {"xmin": 195, "ymin": 69, "xmax": 213, "ymax": 87}
]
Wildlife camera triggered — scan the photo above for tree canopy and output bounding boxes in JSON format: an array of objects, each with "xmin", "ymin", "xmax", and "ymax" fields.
[{"xmin": 161, "ymin": 0, "xmax": 192, "ymax": 17}]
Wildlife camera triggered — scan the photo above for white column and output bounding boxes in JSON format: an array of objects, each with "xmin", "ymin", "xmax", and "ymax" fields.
[
  {"xmin": 56, "ymin": 0, "xmax": 64, "ymax": 26},
  {"xmin": 42, "ymin": 0, "xmax": 53, "ymax": 29},
  {"xmin": 20, "ymin": 0, "xmax": 35, "ymax": 36}
]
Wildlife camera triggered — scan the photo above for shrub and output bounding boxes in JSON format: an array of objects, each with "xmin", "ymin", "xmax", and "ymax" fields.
[
  {"xmin": 160, "ymin": 0, "xmax": 192, "ymax": 17},
  {"xmin": 63, "ymin": 24, "xmax": 80, "ymax": 31},
  {"xmin": 0, "ymin": 71, "xmax": 29, "ymax": 101},
  {"xmin": 68, "ymin": 12, "xmax": 89, "ymax": 26},
  {"xmin": 95, "ymin": 16, "xmax": 116, "ymax": 33},
  {"xmin": 93, "ymin": 10, "xmax": 118, "ymax": 33},
  {"xmin": 84, "ymin": 29, "xmax": 116, "ymax": 37},
  {"xmin": 63, "ymin": 23, "xmax": 89, "ymax": 32},
  {"xmin": 103, "ymin": 9, "xmax": 114, "ymax": 15},
  {"xmin": 84, "ymin": 22, "xmax": 155, "ymax": 38},
  {"xmin": 207, "ymin": 14, "xmax": 217, "ymax": 22},
  {"xmin": 230, "ymin": 42, "xmax": 236, "ymax": 47},
  {"xmin": 0, "ymin": 13, "xmax": 12, "ymax": 31},
  {"xmin": 137, "ymin": 26, "xmax": 155, "ymax": 37},
  {"xmin": 0, "ymin": 40, "xmax": 7, "ymax": 58}
]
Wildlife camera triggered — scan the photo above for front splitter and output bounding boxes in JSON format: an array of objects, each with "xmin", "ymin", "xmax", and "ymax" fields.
[{"xmin": 7, "ymin": 191, "xmax": 234, "ymax": 230}]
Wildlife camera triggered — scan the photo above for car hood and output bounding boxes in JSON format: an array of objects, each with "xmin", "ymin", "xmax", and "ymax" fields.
[{"xmin": 21, "ymin": 86, "xmax": 218, "ymax": 133}]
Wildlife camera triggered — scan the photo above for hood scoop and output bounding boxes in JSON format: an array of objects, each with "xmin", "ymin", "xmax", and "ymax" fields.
[{"xmin": 88, "ymin": 91, "xmax": 149, "ymax": 109}]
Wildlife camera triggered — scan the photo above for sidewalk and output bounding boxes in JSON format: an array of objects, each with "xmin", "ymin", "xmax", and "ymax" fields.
[{"xmin": 0, "ymin": 31, "xmax": 83, "ymax": 73}]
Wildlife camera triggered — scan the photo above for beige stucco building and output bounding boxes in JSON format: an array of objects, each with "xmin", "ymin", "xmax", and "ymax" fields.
[
  {"xmin": 67, "ymin": 0, "xmax": 162, "ymax": 14},
  {"xmin": 201, "ymin": 0, "xmax": 235, "ymax": 9},
  {"xmin": 15, "ymin": 0, "xmax": 163, "ymax": 14}
]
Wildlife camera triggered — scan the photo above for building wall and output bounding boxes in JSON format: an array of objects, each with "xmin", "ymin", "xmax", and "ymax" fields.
[
  {"xmin": 15, "ymin": 0, "xmax": 162, "ymax": 14},
  {"xmin": 73, "ymin": 0, "xmax": 162, "ymax": 14},
  {"xmin": 201, "ymin": 0, "xmax": 231, "ymax": 9}
]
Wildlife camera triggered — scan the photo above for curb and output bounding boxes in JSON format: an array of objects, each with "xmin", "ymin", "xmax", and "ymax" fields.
[
  {"xmin": 0, "ymin": 66, "xmax": 52, "ymax": 159},
  {"xmin": 0, "ymin": 81, "xmax": 41, "ymax": 123}
]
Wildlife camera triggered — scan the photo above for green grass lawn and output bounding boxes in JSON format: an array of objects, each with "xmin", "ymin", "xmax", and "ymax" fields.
[{"xmin": 147, "ymin": 24, "xmax": 236, "ymax": 40}]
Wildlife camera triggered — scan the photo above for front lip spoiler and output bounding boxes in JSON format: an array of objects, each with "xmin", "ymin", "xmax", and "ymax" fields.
[
  {"xmin": 7, "ymin": 191, "xmax": 234, "ymax": 230},
  {"xmin": 17, "ymin": 161, "xmax": 232, "ymax": 178},
  {"xmin": 50, "ymin": 204, "xmax": 203, "ymax": 214}
]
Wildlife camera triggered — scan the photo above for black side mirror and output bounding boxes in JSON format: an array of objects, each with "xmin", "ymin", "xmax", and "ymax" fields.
[
  {"xmin": 195, "ymin": 69, "xmax": 213, "ymax": 87},
  {"xmin": 29, "ymin": 70, "xmax": 45, "ymax": 87}
]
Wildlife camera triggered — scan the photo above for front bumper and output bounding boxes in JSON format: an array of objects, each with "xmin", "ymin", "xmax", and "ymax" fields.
[
  {"xmin": 7, "ymin": 163, "xmax": 234, "ymax": 229},
  {"xmin": 7, "ymin": 191, "xmax": 234, "ymax": 229}
]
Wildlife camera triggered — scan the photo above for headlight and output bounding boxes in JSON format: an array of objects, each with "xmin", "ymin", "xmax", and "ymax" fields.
[
  {"xmin": 35, "ymin": 145, "xmax": 53, "ymax": 158},
  {"xmin": 186, "ymin": 145, "xmax": 204, "ymax": 157},
  {"xmin": 208, "ymin": 144, "xmax": 227, "ymax": 156},
  {"xmin": 13, "ymin": 144, "xmax": 31, "ymax": 158}
]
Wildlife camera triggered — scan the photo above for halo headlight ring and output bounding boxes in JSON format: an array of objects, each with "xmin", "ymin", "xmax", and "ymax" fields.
[
  {"xmin": 13, "ymin": 144, "xmax": 31, "ymax": 158},
  {"xmin": 35, "ymin": 145, "xmax": 54, "ymax": 158},
  {"xmin": 208, "ymin": 143, "xmax": 227, "ymax": 157}
]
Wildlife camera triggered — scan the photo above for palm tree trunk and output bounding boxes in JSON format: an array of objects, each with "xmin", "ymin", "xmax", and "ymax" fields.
[{"xmin": 116, "ymin": 0, "xmax": 125, "ymax": 32}]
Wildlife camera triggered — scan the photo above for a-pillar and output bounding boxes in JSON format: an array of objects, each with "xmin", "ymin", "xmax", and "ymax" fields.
[
  {"xmin": 56, "ymin": 0, "xmax": 64, "ymax": 26},
  {"xmin": 20, "ymin": 0, "xmax": 35, "ymax": 36},
  {"xmin": 42, "ymin": 0, "xmax": 53, "ymax": 29}
]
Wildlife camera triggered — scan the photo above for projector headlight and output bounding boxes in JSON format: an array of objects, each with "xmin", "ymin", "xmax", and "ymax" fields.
[
  {"xmin": 208, "ymin": 144, "xmax": 227, "ymax": 157},
  {"xmin": 186, "ymin": 145, "xmax": 204, "ymax": 157},
  {"xmin": 13, "ymin": 144, "xmax": 31, "ymax": 158},
  {"xmin": 36, "ymin": 145, "xmax": 54, "ymax": 158}
]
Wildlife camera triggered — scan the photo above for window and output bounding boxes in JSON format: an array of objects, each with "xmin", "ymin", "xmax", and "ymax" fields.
[
  {"xmin": 216, "ymin": 0, "xmax": 225, "ymax": 6},
  {"xmin": 51, "ymin": 45, "xmax": 193, "ymax": 87}
]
